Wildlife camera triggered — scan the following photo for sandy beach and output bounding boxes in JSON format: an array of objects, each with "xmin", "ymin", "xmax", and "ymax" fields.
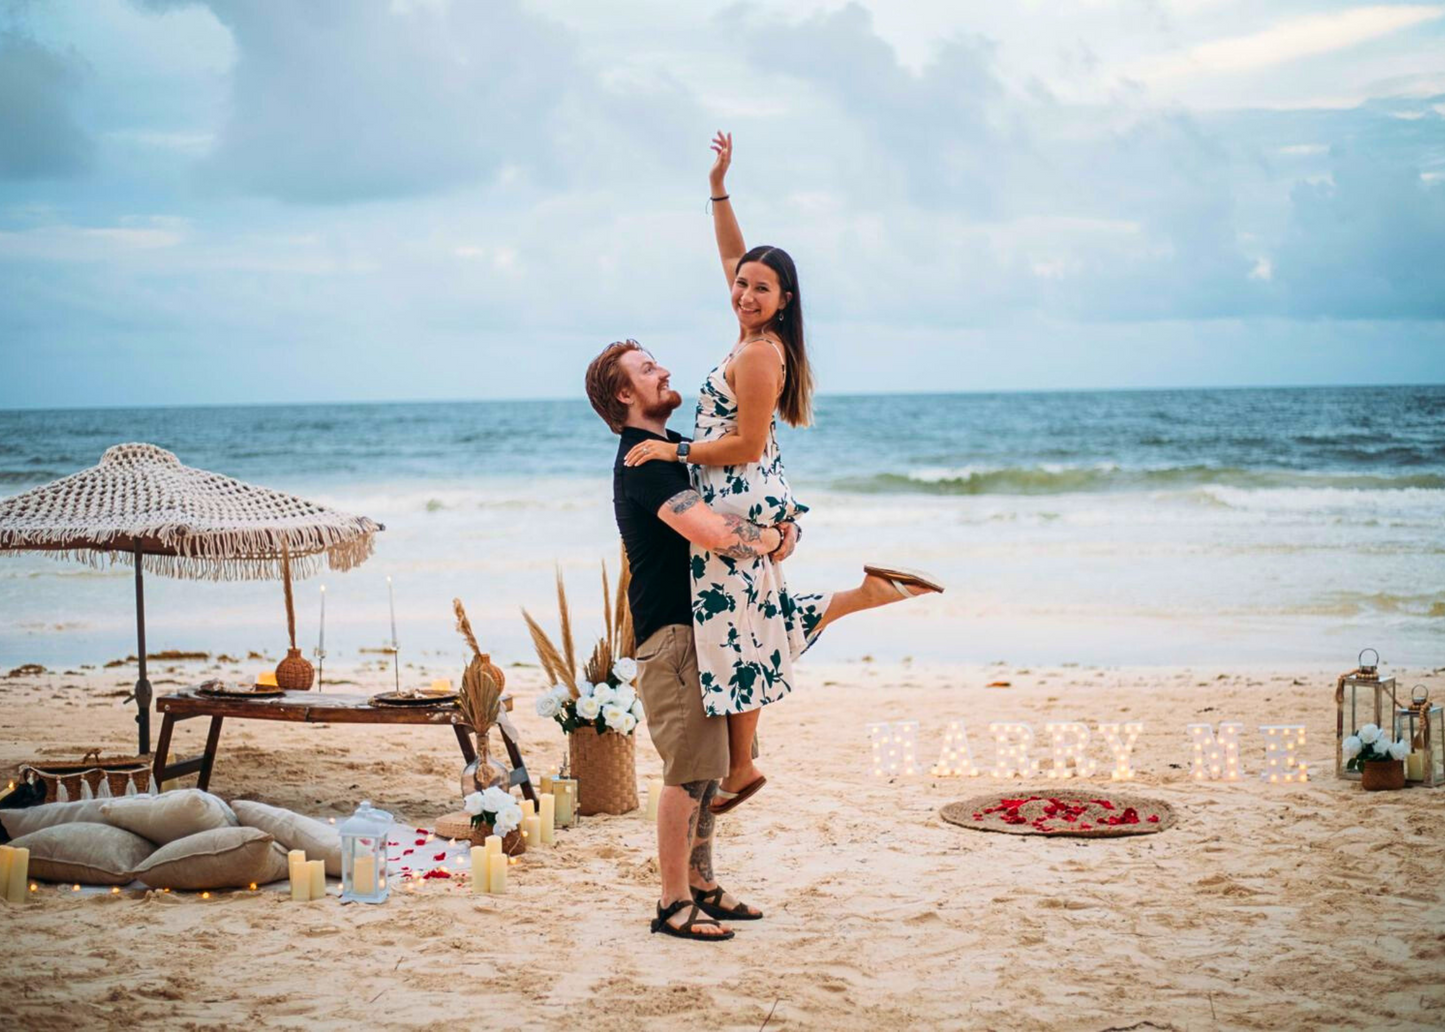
[{"xmin": 2, "ymin": 655, "xmax": 1442, "ymax": 1031}]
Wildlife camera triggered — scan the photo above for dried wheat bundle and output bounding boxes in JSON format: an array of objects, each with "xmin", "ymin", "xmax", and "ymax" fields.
[{"xmin": 452, "ymin": 597, "xmax": 500, "ymax": 734}]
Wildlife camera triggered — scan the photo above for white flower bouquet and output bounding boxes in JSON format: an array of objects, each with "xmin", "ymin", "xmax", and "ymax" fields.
[
  {"xmin": 463, "ymin": 786, "xmax": 524, "ymax": 838},
  {"xmin": 1342, "ymin": 723, "xmax": 1410, "ymax": 771},
  {"xmin": 525, "ymin": 561, "xmax": 642, "ymax": 737}
]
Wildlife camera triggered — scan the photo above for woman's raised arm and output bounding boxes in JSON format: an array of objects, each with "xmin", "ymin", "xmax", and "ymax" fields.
[{"xmin": 709, "ymin": 131, "xmax": 746, "ymax": 288}]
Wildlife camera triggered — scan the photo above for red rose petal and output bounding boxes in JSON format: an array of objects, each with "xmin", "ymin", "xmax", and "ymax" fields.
[
  {"xmin": 432, "ymin": 852, "xmax": 448, "ymax": 861},
  {"xmin": 402, "ymin": 849, "xmax": 414, "ymax": 856}
]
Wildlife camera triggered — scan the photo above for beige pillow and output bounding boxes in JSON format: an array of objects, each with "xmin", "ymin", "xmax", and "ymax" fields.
[
  {"xmin": 1, "ymin": 799, "xmax": 111, "ymax": 840},
  {"xmin": 102, "ymin": 789, "xmax": 237, "ymax": 844},
  {"xmin": 133, "ymin": 827, "xmax": 289, "ymax": 890},
  {"xmin": 10, "ymin": 822, "xmax": 155, "ymax": 886},
  {"xmin": 232, "ymin": 799, "xmax": 343, "ymax": 876}
]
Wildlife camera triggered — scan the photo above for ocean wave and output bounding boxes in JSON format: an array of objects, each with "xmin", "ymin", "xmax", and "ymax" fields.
[
  {"xmin": 1287, "ymin": 591, "xmax": 1445, "ymax": 619},
  {"xmin": 833, "ymin": 465, "xmax": 1445, "ymax": 497}
]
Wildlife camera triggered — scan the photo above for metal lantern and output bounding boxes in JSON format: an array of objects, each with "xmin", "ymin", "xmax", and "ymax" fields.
[
  {"xmin": 338, "ymin": 800, "xmax": 392, "ymax": 904},
  {"xmin": 1335, "ymin": 648, "xmax": 1397, "ymax": 780},
  {"xmin": 1394, "ymin": 685, "xmax": 1443, "ymax": 788}
]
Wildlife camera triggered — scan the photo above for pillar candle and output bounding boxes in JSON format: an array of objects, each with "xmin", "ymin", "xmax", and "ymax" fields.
[
  {"xmin": 645, "ymin": 778, "xmax": 662, "ymax": 821},
  {"xmin": 429, "ymin": 678, "xmax": 452, "ymax": 695},
  {"xmin": 257, "ymin": 671, "xmax": 278, "ymax": 687},
  {"xmin": 487, "ymin": 853, "xmax": 507, "ymax": 894},
  {"xmin": 307, "ymin": 859, "xmax": 326, "ymax": 900},
  {"xmin": 521, "ymin": 798, "xmax": 536, "ymax": 819},
  {"xmin": 552, "ymin": 780, "xmax": 576, "ymax": 827},
  {"xmin": 4, "ymin": 847, "xmax": 29, "ymax": 904},
  {"xmin": 0, "ymin": 847, "xmax": 12, "ymax": 903},
  {"xmin": 539, "ymin": 793, "xmax": 556, "ymax": 845},
  {"xmin": 288, "ymin": 849, "xmax": 309, "ymax": 901},
  {"xmin": 539, "ymin": 774, "xmax": 553, "ymax": 795},
  {"xmin": 470, "ymin": 846, "xmax": 489, "ymax": 893},
  {"xmin": 523, "ymin": 815, "xmax": 541, "ymax": 845},
  {"xmin": 353, "ymin": 855, "xmax": 377, "ymax": 895},
  {"xmin": 1406, "ymin": 751, "xmax": 1424, "ymax": 781}
]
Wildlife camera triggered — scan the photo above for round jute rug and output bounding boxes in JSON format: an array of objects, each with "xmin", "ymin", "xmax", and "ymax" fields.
[{"xmin": 940, "ymin": 791, "xmax": 1176, "ymax": 838}]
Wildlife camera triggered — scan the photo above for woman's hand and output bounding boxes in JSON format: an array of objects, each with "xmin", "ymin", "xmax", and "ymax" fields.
[
  {"xmin": 624, "ymin": 438, "xmax": 680, "ymax": 467},
  {"xmin": 709, "ymin": 130, "xmax": 731, "ymax": 193},
  {"xmin": 772, "ymin": 521, "xmax": 799, "ymax": 562}
]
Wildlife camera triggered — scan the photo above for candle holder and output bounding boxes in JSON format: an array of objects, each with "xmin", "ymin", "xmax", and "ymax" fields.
[
  {"xmin": 339, "ymin": 800, "xmax": 392, "ymax": 904},
  {"xmin": 1394, "ymin": 685, "xmax": 1443, "ymax": 788},
  {"xmin": 1335, "ymin": 648, "xmax": 1396, "ymax": 781}
]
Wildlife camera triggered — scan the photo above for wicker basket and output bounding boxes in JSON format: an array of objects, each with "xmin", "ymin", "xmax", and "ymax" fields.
[
  {"xmin": 569, "ymin": 727, "xmax": 639, "ymax": 816},
  {"xmin": 1361, "ymin": 759, "xmax": 1405, "ymax": 791},
  {"xmin": 275, "ymin": 647, "xmax": 315, "ymax": 690},
  {"xmin": 19, "ymin": 750, "xmax": 154, "ymax": 802},
  {"xmin": 434, "ymin": 810, "xmax": 525, "ymax": 855}
]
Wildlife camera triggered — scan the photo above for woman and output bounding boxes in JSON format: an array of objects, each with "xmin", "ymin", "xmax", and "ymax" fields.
[{"xmin": 625, "ymin": 131, "xmax": 942, "ymax": 813}]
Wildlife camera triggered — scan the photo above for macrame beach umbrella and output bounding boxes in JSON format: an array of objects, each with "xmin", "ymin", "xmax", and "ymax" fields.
[{"xmin": 0, "ymin": 443, "xmax": 383, "ymax": 754}]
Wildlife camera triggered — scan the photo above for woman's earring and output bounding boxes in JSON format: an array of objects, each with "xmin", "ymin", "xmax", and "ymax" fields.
[{"xmin": 777, "ymin": 310, "xmax": 785, "ymax": 323}]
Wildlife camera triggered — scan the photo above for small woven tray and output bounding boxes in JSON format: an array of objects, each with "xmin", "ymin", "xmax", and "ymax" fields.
[
  {"xmin": 371, "ymin": 691, "xmax": 458, "ymax": 708},
  {"xmin": 197, "ymin": 681, "xmax": 285, "ymax": 698},
  {"xmin": 940, "ymin": 791, "xmax": 1176, "ymax": 838}
]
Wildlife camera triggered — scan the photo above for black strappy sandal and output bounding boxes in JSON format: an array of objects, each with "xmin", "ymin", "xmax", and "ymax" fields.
[
  {"xmin": 650, "ymin": 899, "xmax": 735, "ymax": 941},
  {"xmin": 691, "ymin": 885, "xmax": 764, "ymax": 921}
]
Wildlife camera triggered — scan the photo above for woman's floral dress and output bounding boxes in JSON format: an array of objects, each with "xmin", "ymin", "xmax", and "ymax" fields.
[{"xmin": 689, "ymin": 348, "xmax": 832, "ymax": 716}]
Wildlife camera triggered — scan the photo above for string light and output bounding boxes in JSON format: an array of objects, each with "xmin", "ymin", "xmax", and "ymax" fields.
[
  {"xmin": 1097, "ymin": 722, "xmax": 1144, "ymax": 781},
  {"xmin": 1044, "ymin": 723, "xmax": 1096, "ymax": 779},
  {"xmin": 988, "ymin": 723, "xmax": 1037, "ymax": 779},
  {"xmin": 1261, "ymin": 725, "xmax": 1307, "ymax": 783},
  {"xmin": 931, "ymin": 720, "xmax": 979, "ymax": 777},
  {"xmin": 1187, "ymin": 722, "xmax": 1243, "ymax": 781}
]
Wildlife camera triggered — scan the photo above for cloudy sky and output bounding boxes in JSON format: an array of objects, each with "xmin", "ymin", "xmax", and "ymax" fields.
[{"xmin": 2, "ymin": 0, "xmax": 1442, "ymax": 408}]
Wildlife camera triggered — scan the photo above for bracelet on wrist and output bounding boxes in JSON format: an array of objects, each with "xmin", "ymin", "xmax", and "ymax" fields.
[{"xmin": 710, "ymin": 193, "xmax": 729, "ymax": 202}]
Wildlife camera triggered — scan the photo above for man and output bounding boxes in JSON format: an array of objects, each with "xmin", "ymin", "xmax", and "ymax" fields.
[{"xmin": 585, "ymin": 339, "xmax": 797, "ymax": 942}]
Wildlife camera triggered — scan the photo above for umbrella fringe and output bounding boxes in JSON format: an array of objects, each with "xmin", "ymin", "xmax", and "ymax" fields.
[{"xmin": 2, "ymin": 533, "xmax": 375, "ymax": 582}]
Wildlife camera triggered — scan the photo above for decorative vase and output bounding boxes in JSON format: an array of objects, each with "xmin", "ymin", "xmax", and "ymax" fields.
[
  {"xmin": 460, "ymin": 731, "xmax": 508, "ymax": 798},
  {"xmin": 568, "ymin": 726, "xmax": 639, "ymax": 816},
  {"xmin": 467, "ymin": 821, "xmax": 525, "ymax": 855},
  {"xmin": 1361, "ymin": 759, "xmax": 1405, "ymax": 791},
  {"xmin": 274, "ymin": 647, "xmax": 315, "ymax": 690}
]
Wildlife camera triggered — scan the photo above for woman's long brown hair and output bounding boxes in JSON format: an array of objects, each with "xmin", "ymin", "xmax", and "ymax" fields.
[{"xmin": 737, "ymin": 245, "xmax": 813, "ymax": 428}]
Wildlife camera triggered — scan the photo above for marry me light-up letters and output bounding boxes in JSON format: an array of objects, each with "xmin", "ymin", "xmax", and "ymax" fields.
[{"xmin": 870, "ymin": 719, "xmax": 1310, "ymax": 783}]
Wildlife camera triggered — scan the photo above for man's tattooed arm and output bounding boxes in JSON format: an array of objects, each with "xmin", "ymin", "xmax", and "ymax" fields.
[{"xmin": 656, "ymin": 490, "xmax": 781, "ymax": 558}]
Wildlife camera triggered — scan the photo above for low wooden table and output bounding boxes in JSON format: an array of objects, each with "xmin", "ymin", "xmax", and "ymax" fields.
[{"xmin": 153, "ymin": 687, "xmax": 536, "ymax": 801}]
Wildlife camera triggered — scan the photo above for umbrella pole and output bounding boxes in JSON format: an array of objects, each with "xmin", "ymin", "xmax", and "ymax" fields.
[{"xmin": 133, "ymin": 549, "xmax": 153, "ymax": 755}]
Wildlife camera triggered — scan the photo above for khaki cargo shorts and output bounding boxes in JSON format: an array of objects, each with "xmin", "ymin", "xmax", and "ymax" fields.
[{"xmin": 634, "ymin": 624, "xmax": 729, "ymax": 786}]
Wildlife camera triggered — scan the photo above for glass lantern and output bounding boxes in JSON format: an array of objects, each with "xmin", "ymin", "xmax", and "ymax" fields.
[
  {"xmin": 1335, "ymin": 648, "xmax": 1396, "ymax": 780},
  {"xmin": 339, "ymin": 800, "xmax": 392, "ymax": 904},
  {"xmin": 1394, "ymin": 685, "xmax": 1443, "ymax": 788}
]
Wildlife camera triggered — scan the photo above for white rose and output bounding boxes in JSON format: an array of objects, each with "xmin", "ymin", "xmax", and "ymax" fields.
[
  {"xmin": 1388, "ymin": 739, "xmax": 1409, "ymax": 761},
  {"xmin": 462, "ymin": 791, "xmax": 484, "ymax": 816},
  {"xmin": 1358, "ymin": 723, "xmax": 1381, "ymax": 745},
  {"xmin": 613, "ymin": 684, "xmax": 637, "ymax": 710},
  {"xmin": 631, "ymin": 698, "xmax": 646, "ymax": 721},
  {"xmin": 481, "ymin": 786, "xmax": 513, "ymax": 814},
  {"xmin": 576, "ymin": 695, "xmax": 602, "ymax": 720},
  {"xmin": 592, "ymin": 684, "xmax": 616, "ymax": 707},
  {"xmin": 602, "ymin": 703, "xmax": 628, "ymax": 730},
  {"xmin": 535, "ymin": 692, "xmax": 561, "ymax": 719},
  {"xmin": 612, "ymin": 658, "xmax": 638, "ymax": 684},
  {"xmin": 578, "ymin": 681, "xmax": 595, "ymax": 697},
  {"xmin": 619, "ymin": 712, "xmax": 638, "ymax": 734},
  {"xmin": 1342, "ymin": 735, "xmax": 1362, "ymax": 760},
  {"xmin": 552, "ymin": 684, "xmax": 573, "ymax": 702},
  {"xmin": 493, "ymin": 804, "xmax": 521, "ymax": 838}
]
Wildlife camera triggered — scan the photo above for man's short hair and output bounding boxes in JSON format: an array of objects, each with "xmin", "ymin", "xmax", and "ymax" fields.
[{"xmin": 585, "ymin": 339, "xmax": 644, "ymax": 434}]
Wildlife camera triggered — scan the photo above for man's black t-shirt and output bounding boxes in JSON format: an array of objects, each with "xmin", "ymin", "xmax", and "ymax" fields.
[{"xmin": 613, "ymin": 427, "xmax": 693, "ymax": 647}]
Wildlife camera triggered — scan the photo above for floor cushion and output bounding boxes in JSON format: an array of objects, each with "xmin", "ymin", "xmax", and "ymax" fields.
[
  {"xmin": 102, "ymin": 789, "xmax": 237, "ymax": 845},
  {"xmin": 10, "ymin": 822, "xmax": 155, "ymax": 886},
  {"xmin": 1, "ymin": 799, "xmax": 111, "ymax": 841},
  {"xmin": 132, "ymin": 826, "xmax": 288, "ymax": 890},
  {"xmin": 231, "ymin": 799, "xmax": 344, "ymax": 876}
]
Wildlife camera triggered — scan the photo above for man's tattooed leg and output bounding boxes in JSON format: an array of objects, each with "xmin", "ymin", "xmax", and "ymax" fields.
[{"xmin": 689, "ymin": 781, "xmax": 719, "ymax": 884}]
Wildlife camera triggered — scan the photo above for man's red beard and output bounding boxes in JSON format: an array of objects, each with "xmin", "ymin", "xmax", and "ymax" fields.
[{"xmin": 642, "ymin": 389, "xmax": 683, "ymax": 421}]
